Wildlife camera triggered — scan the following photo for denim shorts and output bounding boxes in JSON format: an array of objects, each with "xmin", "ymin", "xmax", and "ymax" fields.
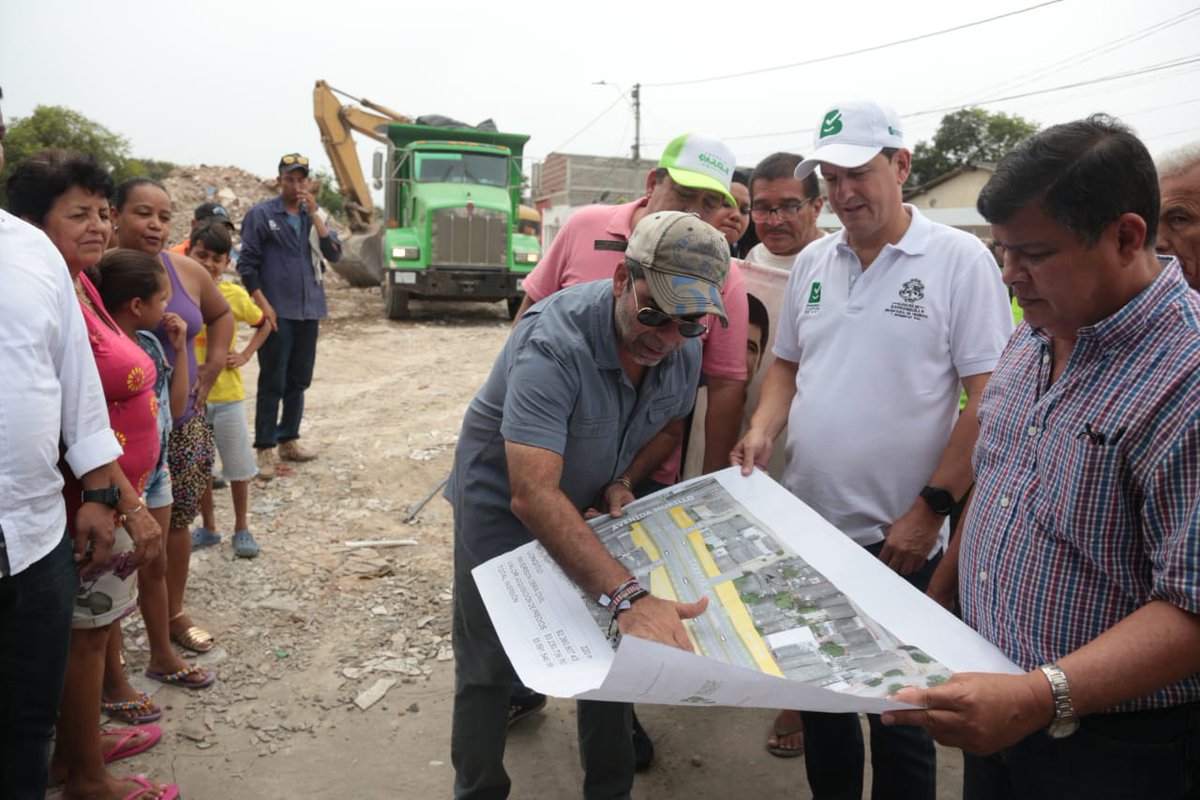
[
  {"xmin": 144, "ymin": 460, "xmax": 173, "ymax": 510},
  {"xmin": 207, "ymin": 400, "xmax": 257, "ymax": 482}
]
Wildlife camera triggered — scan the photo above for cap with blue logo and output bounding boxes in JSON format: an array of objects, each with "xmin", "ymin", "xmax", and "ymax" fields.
[{"xmin": 625, "ymin": 210, "xmax": 729, "ymax": 325}]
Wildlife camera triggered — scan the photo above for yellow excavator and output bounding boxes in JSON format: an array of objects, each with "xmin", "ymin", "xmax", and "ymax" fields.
[{"xmin": 312, "ymin": 80, "xmax": 542, "ymax": 315}]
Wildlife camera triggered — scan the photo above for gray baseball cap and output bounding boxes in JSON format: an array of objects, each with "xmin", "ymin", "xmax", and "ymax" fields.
[{"xmin": 625, "ymin": 211, "xmax": 729, "ymax": 324}]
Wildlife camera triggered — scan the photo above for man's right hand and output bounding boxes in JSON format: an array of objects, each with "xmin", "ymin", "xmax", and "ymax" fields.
[
  {"xmin": 730, "ymin": 428, "xmax": 774, "ymax": 476},
  {"xmin": 617, "ymin": 595, "xmax": 709, "ymax": 652},
  {"xmin": 74, "ymin": 502, "xmax": 115, "ymax": 572}
]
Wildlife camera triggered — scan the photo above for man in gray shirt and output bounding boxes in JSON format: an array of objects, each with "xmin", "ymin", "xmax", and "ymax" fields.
[{"xmin": 447, "ymin": 211, "xmax": 730, "ymax": 799}]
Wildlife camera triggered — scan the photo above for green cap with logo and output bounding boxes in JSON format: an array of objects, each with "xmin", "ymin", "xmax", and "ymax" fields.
[
  {"xmin": 625, "ymin": 211, "xmax": 729, "ymax": 325},
  {"xmin": 795, "ymin": 100, "xmax": 904, "ymax": 179},
  {"xmin": 658, "ymin": 133, "xmax": 738, "ymax": 207}
]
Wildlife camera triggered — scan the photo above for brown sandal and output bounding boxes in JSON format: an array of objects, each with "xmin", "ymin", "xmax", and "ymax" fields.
[{"xmin": 169, "ymin": 612, "xmax": 215, "ymax": 653}]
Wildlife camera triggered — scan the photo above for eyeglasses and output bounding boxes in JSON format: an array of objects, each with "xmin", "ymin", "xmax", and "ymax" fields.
[
  {"xmin": 280, "ymin": 154, "xmax": 310, "ymax": 166},
  {"xmin": 750, "ymin": 198, "xmax": 814, "ymax": 222},
  {"xmin": 630, "ymin": 281, "xmax": 708, "ymax": 338}
]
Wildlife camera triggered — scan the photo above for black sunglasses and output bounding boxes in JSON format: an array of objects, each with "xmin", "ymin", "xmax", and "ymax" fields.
[{"xmin": 631, "ymin": 281, "xmax": 708, "ymax": 338}]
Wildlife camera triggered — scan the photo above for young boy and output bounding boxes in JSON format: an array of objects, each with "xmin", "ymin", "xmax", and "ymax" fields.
[{"xmin": 188, "ymin": 223, "xmax": 272, "ymax": 558}]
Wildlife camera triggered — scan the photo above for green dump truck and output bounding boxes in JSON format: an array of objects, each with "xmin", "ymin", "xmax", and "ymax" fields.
[{"xmin": 372, "ymin": 123, "xmax": 541, "ymax": 320}]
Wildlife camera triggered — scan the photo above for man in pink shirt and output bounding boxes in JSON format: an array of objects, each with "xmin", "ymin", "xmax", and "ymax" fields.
[{"xmin": 518, "ymin": 133, "xmax": 750, "ymax": 484}]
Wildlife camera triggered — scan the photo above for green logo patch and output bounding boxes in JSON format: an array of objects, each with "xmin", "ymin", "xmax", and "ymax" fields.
[
  {"xmin": 888, "ymin": 125, "xmax": 901, "ymax": 136},
  {"xmin": 808, "ymin": 282, "xmax": 822, "ymax": 303},
  {"xmin": 819, "ymin": 110, "xmax": 843, "ymax": 139}
]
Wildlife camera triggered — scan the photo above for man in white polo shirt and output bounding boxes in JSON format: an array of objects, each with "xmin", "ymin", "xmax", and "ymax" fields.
[{"xmin": 733, "ymin": 100, "xmax": 1013, "ymax": 800}]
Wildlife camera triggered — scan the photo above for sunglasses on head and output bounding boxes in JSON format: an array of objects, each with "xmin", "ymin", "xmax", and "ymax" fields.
[
  {"xmin": 630, "ymin": 281, "xmax": 708, "ymax": 338},
  {"xmin": 280, "ymin": 154, "xmax": 309, "ymax": 166}
]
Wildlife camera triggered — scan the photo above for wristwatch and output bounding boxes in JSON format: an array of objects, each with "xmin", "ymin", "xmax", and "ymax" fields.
[
  {"xmin": 919, "ymin": 485, "xmax": 956, "ymax": 516},
  {"xmin": 81, "ymin": 485, "xmax": 122, "ymax": 508},
  {"xmin": 1038, "ymin": 663, "xmax": 1080, "ymax": 738}
]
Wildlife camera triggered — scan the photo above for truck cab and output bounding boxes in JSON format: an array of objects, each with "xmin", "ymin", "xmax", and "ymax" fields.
[{"xmin": 378, "ymin": 123, "xmax": 540, "ymax": 319}]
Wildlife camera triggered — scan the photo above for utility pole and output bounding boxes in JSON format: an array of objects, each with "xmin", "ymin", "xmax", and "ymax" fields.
[{"xmin": 631, "ymin": 83, "xmax": 642, "ymax": 162}]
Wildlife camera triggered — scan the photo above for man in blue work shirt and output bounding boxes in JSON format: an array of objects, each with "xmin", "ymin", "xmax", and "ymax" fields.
[
  {"xmin": 237, "ymin": 153, "xmax": 341, "ymax": 477},
  {"xmin": 447, "ymin": 211, "xmax": 729, "ymax": 800}
]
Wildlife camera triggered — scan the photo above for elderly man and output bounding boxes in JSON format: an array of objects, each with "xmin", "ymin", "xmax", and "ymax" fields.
[
  {"xmin": 884, "ymin": 115, "xmax": 1200, "ymax": 800},
  {"xmin": 745, "ymin": 151, "xmax": 826, "ymax": 271},
  {"xmin": 1156, "ymin": 141, "xmax": 1200, "ymax": 289},
  {"xmin": 733, "ymin": 99, "xmax": 1013, "ymax": 799},
  {"xmin": 237, "ymin": 153, "xmax": 341, "ymax": 477},
  {"xmin": 448, "ymin": 211, "xmax": 728, "ymax": 799},
  {"xmin": 0, "ymin": 87, "xmax": 128, "ymax": 798}
]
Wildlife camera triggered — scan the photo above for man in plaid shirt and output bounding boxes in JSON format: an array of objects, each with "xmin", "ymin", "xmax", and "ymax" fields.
[{"xmin": 884, "ymin": 115, "xmax": 1200, "ymax": 799}]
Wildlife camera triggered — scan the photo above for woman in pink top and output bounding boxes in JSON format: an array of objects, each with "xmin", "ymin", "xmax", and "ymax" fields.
[{"xmin": 7, "ymin": 149, "xmax": 178, "ymax": 800}]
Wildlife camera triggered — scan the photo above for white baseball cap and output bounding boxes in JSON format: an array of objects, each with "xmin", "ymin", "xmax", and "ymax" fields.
[
  {"xmin": 795, "ymin": 100, "xmax": 904, "ymax": 179},
  {"xmin": 658, "ymin": 133, "xmax": 738, "ymax": 207}
]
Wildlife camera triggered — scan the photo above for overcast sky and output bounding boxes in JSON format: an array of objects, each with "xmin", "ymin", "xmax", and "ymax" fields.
[{"xmin": 3, "ymin": 0, "xmax": 1197, "ymax": 191}]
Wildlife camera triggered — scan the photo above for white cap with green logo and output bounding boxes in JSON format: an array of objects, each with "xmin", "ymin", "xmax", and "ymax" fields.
[
  {"xmin": 658, "ymin": 133, "xmax": 738, "ymax": 207},
  {"xmin": 795, "ymin": 100, "xmax": 904, "ymax": 179}
]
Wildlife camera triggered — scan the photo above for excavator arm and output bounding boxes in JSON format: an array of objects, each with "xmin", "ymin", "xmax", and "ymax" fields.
[{"xmin": 312, "ymin": 79, "xmax": 412, "ymax": 232}]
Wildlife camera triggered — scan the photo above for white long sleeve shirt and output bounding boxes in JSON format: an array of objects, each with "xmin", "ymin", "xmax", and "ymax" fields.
[{"xmin": 0, "ymin": 210, "xmax": 122, "ymax": 575}]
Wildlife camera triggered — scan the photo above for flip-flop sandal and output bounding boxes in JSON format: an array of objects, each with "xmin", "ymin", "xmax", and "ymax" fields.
[
  {"xmin": 145, "ymin": 662, "xmax": 216, "ymax": 689},
  {"xmin": 169, "ymin": 612, "xmax": 215, "ymax": 653},
  {"xmin": 103, "ymin": 724, "xmax": 163, "ymax": 764},
  {"xmin": 766, "ymin": 711, "xmax": 806, "ymax": 758},
  {"xmin": 119, "ymin": 774, "xmax": 180, "ymax": 800},
  {"xmin": 101, "ymin": 693, "xmax": 163, "ymax": 725}
]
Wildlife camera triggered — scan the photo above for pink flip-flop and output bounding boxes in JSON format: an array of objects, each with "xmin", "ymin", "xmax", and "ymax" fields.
[
  {"xmin": 120, "ymin": 774, "xmax": 180, "ymax": 800},
  {"xmin": 103, "ymin": 724, "xmax": 163, "ymax": 764}
]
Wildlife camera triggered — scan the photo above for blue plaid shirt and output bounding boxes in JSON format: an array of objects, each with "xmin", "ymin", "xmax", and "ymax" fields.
[{"xmin": 961, "ymin": 262, "xmax": 1200, "ymax": 712}]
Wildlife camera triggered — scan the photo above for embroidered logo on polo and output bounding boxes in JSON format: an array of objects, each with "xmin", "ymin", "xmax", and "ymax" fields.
[
  {"xmin": 885, "ymin": 278, "xmax": 928, "ymax": 321},
  {"xmin": 804, "ymin": 281, "xmax": 822, "ymax": 315},
  {"xmin": 819, "ymin": 110, "xmax": 843, "ymax": 139}
]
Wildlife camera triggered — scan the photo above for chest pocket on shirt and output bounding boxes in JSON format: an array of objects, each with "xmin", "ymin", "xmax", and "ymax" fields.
[
  {"xmin": 646, "ymin": 397, "xmax": 679, "ymax": 425},
  {"xmin": 1033, "ymin": 440, "xmax": 1132, "ymax": 548},
  {"xmin": 569, "ymin": 414, "xmax": 617, "ymax": 438}
]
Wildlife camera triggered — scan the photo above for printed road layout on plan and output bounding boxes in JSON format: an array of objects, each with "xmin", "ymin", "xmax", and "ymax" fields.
[{"xmin": 586, "ymin": 478, "xmax": 952, "ymax": 698}]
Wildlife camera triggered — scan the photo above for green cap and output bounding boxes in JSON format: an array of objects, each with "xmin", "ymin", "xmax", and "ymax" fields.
[{"xmin": 658, "ymin": 133, "xmax": 737, "ymax": 207}]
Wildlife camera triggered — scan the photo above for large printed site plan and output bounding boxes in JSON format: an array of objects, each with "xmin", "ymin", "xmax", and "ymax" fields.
[{"xmin": 587, "ymin": 478, "xmax": 951, "ymax": 698}]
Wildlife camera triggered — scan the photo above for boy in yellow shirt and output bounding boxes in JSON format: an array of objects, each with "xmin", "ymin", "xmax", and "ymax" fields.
[{"xmin": 190, "ymin": 224, "xmax": 272, "ymax": 557}]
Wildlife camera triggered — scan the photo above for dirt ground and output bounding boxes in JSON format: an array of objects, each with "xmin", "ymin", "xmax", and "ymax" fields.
[{"xmin": 103, "ymin": 275, "xmax": 965, "ymax": 799}]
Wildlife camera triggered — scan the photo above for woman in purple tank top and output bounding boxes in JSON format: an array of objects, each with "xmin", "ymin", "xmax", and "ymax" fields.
[{"xmin": 107, "ymin": 179, "xmax": 232, "ymax": 700}]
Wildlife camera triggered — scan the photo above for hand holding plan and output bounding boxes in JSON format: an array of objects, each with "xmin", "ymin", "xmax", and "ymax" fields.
[
  {"xmin": 618, "ymin": 595, "xmax": 709, "ymax": 653},
  {"xmin": 882, "ymin": 671, "xmax": 1051, "ymax": 755}
]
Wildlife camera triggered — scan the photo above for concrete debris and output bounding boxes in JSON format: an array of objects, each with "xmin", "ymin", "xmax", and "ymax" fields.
[{"xmin": 354, "ymin": 678, "xmax": 397, "ymax": 711}]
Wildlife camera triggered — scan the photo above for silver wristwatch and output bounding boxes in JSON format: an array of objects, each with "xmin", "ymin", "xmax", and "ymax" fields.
[{"xmin": 1038, "ymin": 663, "xmax": 1079, "ymax": 738}]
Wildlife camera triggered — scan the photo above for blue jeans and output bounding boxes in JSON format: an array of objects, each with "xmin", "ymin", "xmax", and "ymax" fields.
[
  {"xmin": 0, "ymin": 533, "xmax": 75, "ymax": 799},
  {"xmin": 799, "ymin": 541, "xmax": 942, "ymax": 800},
  {"xmin": 964, "ymin": 702, "xmax": 1200, "ymax": 799},
  {"xmin": 254, "ymin": 317, "xmax": 319, "ymax": 449}
]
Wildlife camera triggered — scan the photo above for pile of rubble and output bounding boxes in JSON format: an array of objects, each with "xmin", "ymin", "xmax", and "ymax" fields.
[{"xmin": 161, "ymin": 164, "xmax": 279, "ymax": 244}]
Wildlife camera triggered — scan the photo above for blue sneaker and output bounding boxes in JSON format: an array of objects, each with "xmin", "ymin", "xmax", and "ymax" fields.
[
  {"xmin": 232, "ymin": 529, "xmax": 260, "ymax": 559},
  {"xmin": 191, "ymin": 526, "xmax": 221, "ymax": 549}
]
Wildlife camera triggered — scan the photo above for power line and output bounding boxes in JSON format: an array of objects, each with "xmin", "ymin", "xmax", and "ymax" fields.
[
  {"xmin": 714, "ymin": 54, "xmax": 1200, "ymax": 144},
  {"xmin": 546, "ymin": 92, "xmax": 628, "ymax": 155},
  {"xmin": 931, "ymin": 7, "xmax": 1200, "ymax": 109},
  {"xmin": 644, "ymin": 0, "xmax": 1063, "ymax": 88}
]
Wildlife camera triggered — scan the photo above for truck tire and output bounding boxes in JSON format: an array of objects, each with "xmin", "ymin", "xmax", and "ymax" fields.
[
  {"xmin": 507, "ymin": 295, "xmax": 524, "ymax": 320},
  {"xmin": 384, "ymin": 280, "xmax": 410, "ymax": 320}
]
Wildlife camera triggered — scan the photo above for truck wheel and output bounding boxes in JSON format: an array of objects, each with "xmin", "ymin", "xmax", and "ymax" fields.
[
  {"xmin": 384, "ymin": 281, "xmax": 410, "ymax": 320},
  {"xmin": 506, "ymin": 295, "xmax": 524, "ymax": 320}
]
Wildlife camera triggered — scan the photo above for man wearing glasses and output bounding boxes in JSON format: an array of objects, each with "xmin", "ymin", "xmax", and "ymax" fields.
[
  {"xmin": 733, "ymin": 100, "xmax": 1012, "ymax": 800},
  {"xmin": 447, "ymin": 211, "xmax": 728, "ymax": 799},
  {"xmin": 237, "ymin": 153, "xmax": 342, "ymax": 478},
  {"xmin": 745, "ymin": 152, "xmax": 826, "ymax": 272}
]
